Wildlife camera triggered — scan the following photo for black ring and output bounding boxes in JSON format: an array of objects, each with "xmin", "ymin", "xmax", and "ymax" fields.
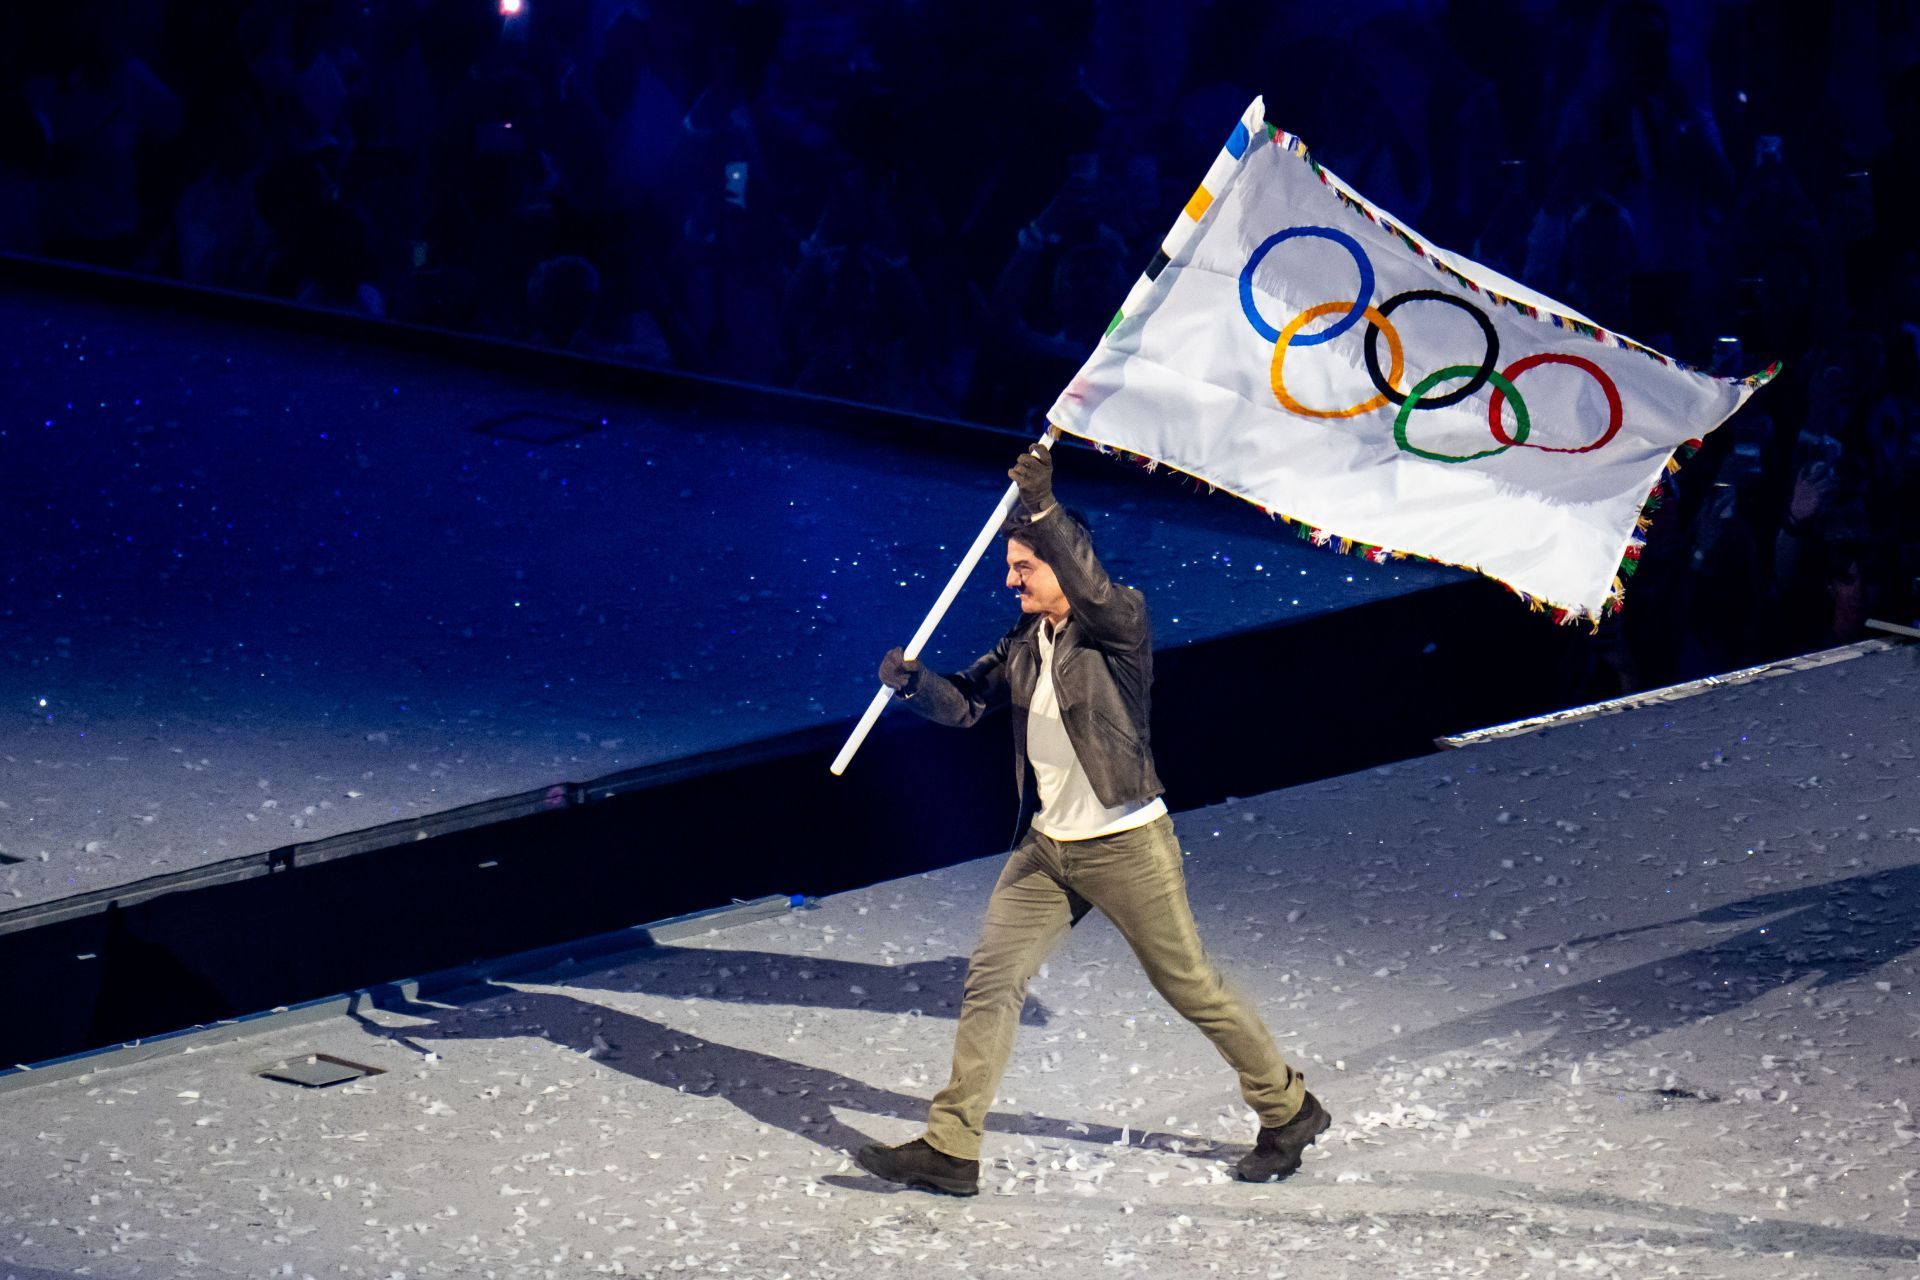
[{"xmin": 1363, "ymin": 290, "xmax": 1500, "ymax": 410}]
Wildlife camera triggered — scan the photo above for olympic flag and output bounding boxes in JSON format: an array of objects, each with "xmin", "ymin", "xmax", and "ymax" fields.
[{"xmin": 1046, "ymin": 97, "xmax": 1775, "ymax": 621}]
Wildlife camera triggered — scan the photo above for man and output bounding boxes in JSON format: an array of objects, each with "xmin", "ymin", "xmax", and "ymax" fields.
[{"xmin": 855, "ymin": 443, "xmax": 1329, "ymax": 1196}]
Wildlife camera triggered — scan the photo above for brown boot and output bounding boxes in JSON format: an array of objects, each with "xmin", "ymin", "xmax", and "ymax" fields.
[
  {"xmin": 1234, "ymin": 1092, "xmax": 1331, "ymax": 1183},
  {"xmin": 855, "ymin": 1136, "xmax": 980, "ymax": 1196}
]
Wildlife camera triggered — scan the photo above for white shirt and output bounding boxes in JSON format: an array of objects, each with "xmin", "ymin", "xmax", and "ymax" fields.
[{"xmin": 1027, "ymin": 618, "xmax": 1167, "ymax": 841}]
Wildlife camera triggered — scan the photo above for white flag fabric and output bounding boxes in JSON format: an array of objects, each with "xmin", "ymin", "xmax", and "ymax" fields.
[{"xmin": 1047, "ymin": 97, "xmax": 1775, "ymax": 621}]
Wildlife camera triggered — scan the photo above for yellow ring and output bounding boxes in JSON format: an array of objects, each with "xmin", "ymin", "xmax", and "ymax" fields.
[{"xmin": 1271, "ymin": 302, "xmax": 1404, "ymax": 419}]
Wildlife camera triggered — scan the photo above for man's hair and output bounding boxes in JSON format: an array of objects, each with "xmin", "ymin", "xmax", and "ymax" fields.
[{"xmin": 1001, "ymin": 505, "xmax": 1095, "ymax": 555}]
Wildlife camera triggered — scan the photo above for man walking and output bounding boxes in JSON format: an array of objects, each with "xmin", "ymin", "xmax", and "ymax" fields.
[{"xmin": 855, "ymin": 443, "xmax": 1329, "ymax": 1195}]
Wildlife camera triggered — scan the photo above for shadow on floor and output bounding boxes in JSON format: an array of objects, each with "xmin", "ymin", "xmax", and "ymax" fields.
[
  {"xmin": 558, "ymin": 944, "xmax": 1051, "ymax": 1026},
  {"xmin": 1347, "ymin": 862, "xmax": 1920, "ymax": 1071},
  {"xmin": 355, "ymin": 980, "xmax": 1241, "ymax": 1166}
]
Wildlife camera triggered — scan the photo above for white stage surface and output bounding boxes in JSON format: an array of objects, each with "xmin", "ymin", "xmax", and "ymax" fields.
[{"xmin": 2, "ymin": 646, "xmax": 1915, "ymax": 1279}]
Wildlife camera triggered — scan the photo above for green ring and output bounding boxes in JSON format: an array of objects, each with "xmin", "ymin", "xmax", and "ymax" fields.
[{"xmin": 1393, "ymin": 365, "xmax": 1529, "ymax": 463}]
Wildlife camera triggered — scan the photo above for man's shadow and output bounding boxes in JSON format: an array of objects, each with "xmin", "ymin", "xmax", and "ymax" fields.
[
  {"xmin": 355, "ymin": 946, "xmax": 1240, "ymax": 1164},
  {"xmin": 556, "ymin": 945, "xmax": 1051, "ymax": 1027},
  {"xmin": 1347, "ymin": 862, "xmax": 1920, "ymax": 1072}
]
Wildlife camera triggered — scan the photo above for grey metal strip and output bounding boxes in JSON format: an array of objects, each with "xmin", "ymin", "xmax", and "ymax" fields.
[
  {"xmin": 0, "ymin": 783, "xmax": 583, "ymax": 936},
  {"xmin": 1436, "ymin": 638, "xmax": 1902, "ymax": 749}
]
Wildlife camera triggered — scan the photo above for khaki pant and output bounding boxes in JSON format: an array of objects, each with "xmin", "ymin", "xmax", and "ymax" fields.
[{"xmin": 923, "ymin": 814, "xmax": 1304, "ymax": 1161}]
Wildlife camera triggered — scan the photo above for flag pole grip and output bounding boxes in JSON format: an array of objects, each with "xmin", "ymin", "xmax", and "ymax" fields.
[{"xmin": 829, "ymin": 427, "xmax": 1059, "ymax": 776}]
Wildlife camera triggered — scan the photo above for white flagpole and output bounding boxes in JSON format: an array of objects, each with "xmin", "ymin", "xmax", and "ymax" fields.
[{"xmin": 829, "ymin": 425, "xmax": 1059, "ymax": 776}]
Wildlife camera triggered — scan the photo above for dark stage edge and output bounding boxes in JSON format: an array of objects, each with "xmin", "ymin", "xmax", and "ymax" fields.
[{"xmin": 6, "ymin": 638, "xmax": 1900, "ymax": 1093}]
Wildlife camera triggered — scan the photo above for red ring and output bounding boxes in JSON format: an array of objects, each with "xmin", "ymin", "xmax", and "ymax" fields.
[{"xmin": 1488, "ymin": 353, "xmax": 1624, "ymax": 453}]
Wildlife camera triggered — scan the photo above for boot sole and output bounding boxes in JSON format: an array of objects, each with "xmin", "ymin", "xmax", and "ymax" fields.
[
  {"xmin": 855, "ymin": 1146, "xmax": 980, "ymax": 1196},
  {"xmin": 1232, "ymin": 1103, "xmax": 1332, "ymax": 1183}
]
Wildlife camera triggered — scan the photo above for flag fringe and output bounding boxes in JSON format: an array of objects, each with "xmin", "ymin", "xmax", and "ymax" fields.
[
  {"xmin": 1074, "ymin": 99, "xmax": 1759, "ymax": 627},
  {"xmin": 1089, "ymin": 433, "xmax": 1708, "ymax": 628}
]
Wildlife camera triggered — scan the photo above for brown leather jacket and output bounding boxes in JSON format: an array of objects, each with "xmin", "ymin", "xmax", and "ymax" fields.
[{"xmin": 896, "ymin": 509, "xmax": 1164, "ymax": 814}]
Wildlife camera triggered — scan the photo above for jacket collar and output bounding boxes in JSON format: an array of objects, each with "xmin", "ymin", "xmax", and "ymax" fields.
[{"xmin": 1014, "ymin": 610, "xmax": 1078, "ymax": 655}]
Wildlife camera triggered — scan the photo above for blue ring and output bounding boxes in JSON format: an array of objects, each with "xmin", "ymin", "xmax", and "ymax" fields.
[{"xmin": 1239, "ymin": 226, "xmax": 1374, "ymax": 347}]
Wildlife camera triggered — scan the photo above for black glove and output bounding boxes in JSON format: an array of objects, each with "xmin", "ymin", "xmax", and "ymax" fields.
[
  {"xmin": 879, "ymin": 646, "xmax": 922, "ymax": 694},
  {"xmin": 1008, "ymin": 443, "xmax": 1055, "ymax": 517}
]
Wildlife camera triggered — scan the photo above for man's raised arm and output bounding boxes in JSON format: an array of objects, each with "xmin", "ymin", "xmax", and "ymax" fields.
[{"xmin": 1008, "ymin": 445, "xmax": 1147, "ymax": 651}]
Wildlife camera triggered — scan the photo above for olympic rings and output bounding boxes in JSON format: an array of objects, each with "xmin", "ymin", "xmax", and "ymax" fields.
[
  {"xmin": 1239, "ymin": 226, "xmax": 1374, "ymax": 346},
  {"xmin": 1236, "ymin": 227, "xmax": 1628, "ymax": 462},
  {"xmin": 1395, "ymin": 366, "xmax": 1529, "ymax": 463},
  {"xmin": 1488, "ymin": 353, "xmax": 1623, "ymax": 453},
  {"xmin": 1272, "ymin": 302, "xmax": 1405, "ymax": 419},
  {"xmin": 1363, "ymin": 290, "xmax": 1500, "ymax": 410}
]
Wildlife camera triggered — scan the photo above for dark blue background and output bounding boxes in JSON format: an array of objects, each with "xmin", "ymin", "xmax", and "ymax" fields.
[{"xmin": 5, "ymin": 0, "xmax": 1919, "ymax": 676}]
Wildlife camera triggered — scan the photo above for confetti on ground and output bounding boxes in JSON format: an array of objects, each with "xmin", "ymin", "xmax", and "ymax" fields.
[{"xmin": 2, "ymin": 648, "xmax": 1915, "ymax": 1278}]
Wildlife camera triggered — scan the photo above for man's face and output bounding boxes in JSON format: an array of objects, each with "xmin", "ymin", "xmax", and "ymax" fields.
[{"xmin": 1005, "ymin": 538, "xmax": 1068, "ymax": 617}]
